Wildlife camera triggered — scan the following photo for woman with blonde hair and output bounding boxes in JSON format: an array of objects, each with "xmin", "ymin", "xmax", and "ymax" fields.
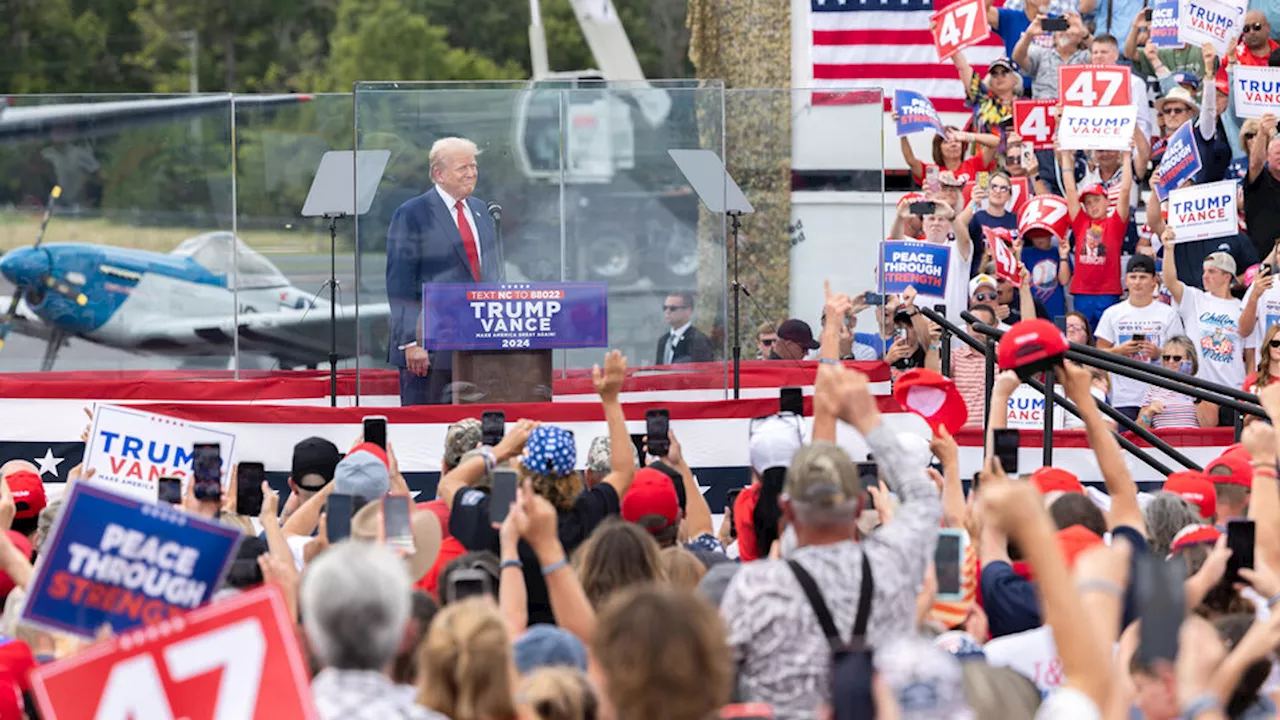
[
  {"xmin": 1138, "ymin": 336, "xmax": 1215, "ymax": 428},
  {"xmin": 418, "ymin": 597, "xmax": 530, "ymax": 720},
  {"xmin": 660, "ymin": 546, "xmax": 706, "ymax": 592},
  {"xmin": 520, "ymin": 668, "xmax": 599, "ymax": 720},
  {"xmin": 1246, "ymin": 323, "xmax": 1280, "ymax": 394},
  {"xmin": 574, "ymin": 518, "xmax": 665, "ymax": 609}
]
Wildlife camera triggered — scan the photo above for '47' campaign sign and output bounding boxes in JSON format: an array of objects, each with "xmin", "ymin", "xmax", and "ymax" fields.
[
  {"xmin": 422, "ymin": 282, "xmax": 608, "ymax": 351},
  {"xmin": 1058, "ymin": 65, "xmax": 1132, "ymax": 107},
  {"xmin": 931, "ymin": 0, "xmax": 990, "ymax": 61},
  {"xmin": 1014, "ymin": 99, "xmax": 1059, "ymax": 149},
  {"xmin": 21, "ymin": 482, "xmax": 242, "ymax": 639},
  {"xmin": 31, "ymin": 585, "xmax": 318, "ymax": 720}
]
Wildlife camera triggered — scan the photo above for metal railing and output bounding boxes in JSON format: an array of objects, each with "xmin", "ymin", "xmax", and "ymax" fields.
[{"xmin": 919, "ymin": 305, "xmax": 1262, "ymax": 475}]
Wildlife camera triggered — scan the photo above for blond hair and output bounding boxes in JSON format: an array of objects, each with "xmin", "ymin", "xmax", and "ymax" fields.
[
  {"xmin": 520, "ymin": 668, "xmax": 599, "ymax": 720},
  {"xmin": 660, "ymin": 546, "xmax": 706, "ymax": 591},
  {"xmin": 417, "ymin": 598, "xmax": 517, "ymax": 720},
  {"xmin": 429, "ymin": 137, "xmax": 480, "ymax": 173}
]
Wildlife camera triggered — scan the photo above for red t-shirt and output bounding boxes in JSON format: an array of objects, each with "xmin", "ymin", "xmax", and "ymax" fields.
[
  {"xmin": 912, "ymin": 153, "xmax": 996, "ymax": 187},
  {"xmin": 1244, "ymin": 372, "xmax": 1277, "ymax": 395},
  {"xmin": 733, "ymin": 484, "xmax": 763, "ymax": 562},
  {"xmin": 1217, "ymin": 39, "xmax": 1280, "ymax": 85},
  {"xmin": 1069, "ymin": 211, "xmax": 1126, "ymax": 296}
]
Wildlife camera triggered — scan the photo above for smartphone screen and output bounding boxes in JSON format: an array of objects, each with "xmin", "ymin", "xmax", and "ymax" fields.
[
  {"xmin": 864, "ymin": 292, "xmax": 884, "ymax": 306},
  {"xmin": 1053, "ymin": 315, "xmax": 1067, "ymax": 333},
  {"xmin": 935, "ymin": 529, "xmax": 966, "ymax": 600},
  {"xmin": 1021, "ymin": 142, "xmax": 1035, "ymax": 168},
  {"xmin": 236, "ymin": 462, "xmax": 265, "ymax": 516},
  {"xmin": 646, "ymin": 409, "xmax": 671, "ymax": 457},
  {"xmin": 1144, "ymin": 7, "xmax": 1153, "ymax": 20},
  {"xmin": 489, "ymin": 469, "xmax": 519, "ymax": 525},
  {"xmin": 994, "ymin": 429, "xmax": 1020, "ymax": 475},
  {"xmin": 157, "ymin": 476, "xmax": 182, "ymax": 505},
  {"xmin": 192, "ymin": 443, "xmax": 221, "ymax": 484},
  {"xmin": 909, "ymin": 200, "xmax": 937, "ymax": 216},
  {"xmin": 1132, "ymin": 333, "xmax": 1147, "ymax": 342},
  {"xmin": 1226, "ymin": 519, "xmax": 1256, "ymax": 585},
  {"xmin": 1136, "ymin": 555, "xmax": 1185, "ymax": 665},
  {"xmin": 780, "ymin": 387, "xmax": 804, "ymax": 416},
  {"xmin": 856, "ymin": 462, "xmax": 879, "ymax": 509},
  {"xmin": 383, "ymin": 495, "xmax": 414, "ymax": 552},
  {"xmin": 327, "ymin": 493, "xmax": 354, "ymax": 542},
  {"xmin": 481, "ymin": 411, "xmax": 505, "ymax": 447},
  {"xmin": 362, "ymin": 415, "xmax": 387, "ymax": 450},
  {"xmin": 1042, "ymin": 16, "xmax": 1069, "ymax": 30}
]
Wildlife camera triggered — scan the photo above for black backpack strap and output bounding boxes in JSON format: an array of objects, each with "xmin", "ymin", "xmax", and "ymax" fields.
[
  {"xmin": 788, "ymin": 550, "xmax": 876, "ymax": 652},
  {"xmin": 851, "ymin": 550, "xmax": 875, "ymax": 647},
  {"xmin": 787, "ymin": 560, "xmax": 842, "ymax": 652}
]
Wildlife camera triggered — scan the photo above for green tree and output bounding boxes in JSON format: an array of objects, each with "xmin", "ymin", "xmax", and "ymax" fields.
[
  {"xmin": 419, "ymin": 0, "xmax": 694, "ymax": 79},
  {"xmin": 0, "ymin": 0, "xmax": 116, "ymax": 93},
  {"xmin": 317, "ymin": 0, "xmax": 523, "ymax": 90}
]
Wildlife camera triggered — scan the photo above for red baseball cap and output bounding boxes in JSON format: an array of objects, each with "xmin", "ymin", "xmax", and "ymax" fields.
[
  {"xmin": 1205, "ymin": 448, "xmax": 1254, "ymax": 489},
  {"xmin": 1163, "ymin": 470, "xmax": 1217, "ymax": 520},
  {"xmin": 1031, "ymin": 467, "xmax": 1084, "ymax": 496},
  {"xmin": 1080, "ymin": 183, "xmax": 1108, "ymax": 198},
  {"xmin": 0, "ymin": 532, "xmax": 31, "ymax": 601},
  {"xmin": 1057, "ymin": 525, "xmax": 1104, "ymax": 568},
  {"xmin": 892, "ymin": 368, "xmax": 969, "ymax": 435},
  {"xmin": 3, "ymin": 471, "xmax": 45, "ymax": 521},
  {"xmin": 349, "ymin": 442, "xmax": 389, "ymax": 469},
  {"xmin": 622, "ymin": 468, "xmax": 680, "ymax": 532},
  {"xmin": 1170, "ymin": 524, "xmax": 1222, "ymax": 554},
  {"xmin": 997, "ymin": 318, "xmax": 1069, "ymax": 380}
]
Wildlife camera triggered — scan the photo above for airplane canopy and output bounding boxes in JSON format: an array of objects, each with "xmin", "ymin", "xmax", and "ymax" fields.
[{"xmin": 170, "ymin": 232, "xmax": 289, "ymax": 289}]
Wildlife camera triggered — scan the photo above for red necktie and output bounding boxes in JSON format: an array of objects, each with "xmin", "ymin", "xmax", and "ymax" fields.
[{"xmin": 456, "ymin": 200, "xmax": 481, "ymax": 281}]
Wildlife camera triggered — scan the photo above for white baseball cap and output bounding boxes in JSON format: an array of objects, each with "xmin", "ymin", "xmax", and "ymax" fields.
[{"xmin": 749, "ymin": 414, "xmax": 807, "ymax": 473}]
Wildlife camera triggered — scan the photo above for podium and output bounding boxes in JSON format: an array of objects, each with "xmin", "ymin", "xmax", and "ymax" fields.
[
  {"xmin": 421, "ymin": 281, "xmax": 609, "ymax": 406},
  {"xmin": 452, "ymin": 350, "xmax": 554, "ymax": 404}
]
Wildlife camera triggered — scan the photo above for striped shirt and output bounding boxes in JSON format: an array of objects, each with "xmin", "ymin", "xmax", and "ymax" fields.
[
  {"xmin": 1140, "ymin": 386, "xmax": 1199, "ymax": 429},
  {"xmin": 951, "ymin": 345, "xmax": 988, "ymax": 428}
]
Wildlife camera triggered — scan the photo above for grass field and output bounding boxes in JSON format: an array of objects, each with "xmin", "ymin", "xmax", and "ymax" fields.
[{"xmin": 0, "ymin": 210, "xmax": 336, "ymax": 255}]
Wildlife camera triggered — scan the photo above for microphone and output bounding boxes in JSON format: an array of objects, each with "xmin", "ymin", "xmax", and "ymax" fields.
[{"xmin": 487, "ymin": 202, "xmax": 502, "ymax": 222}]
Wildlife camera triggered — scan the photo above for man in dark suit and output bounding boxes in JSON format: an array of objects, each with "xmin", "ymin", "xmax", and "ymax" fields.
[
  {"xmin": 654, "ymin": 292, "xmax": 715, "ymax": 365},
  {"xmin": 386, "ymin": 137, "xmax": 505, "ymax": 406}
]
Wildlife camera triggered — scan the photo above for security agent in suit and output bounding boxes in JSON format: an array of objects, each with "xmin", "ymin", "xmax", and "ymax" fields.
[
  {"xmin": 655, "ymin": 292, "xmax": 716, "ymax": 365},
  {"xmin": 386, "ymin": 137, "xmax": 506, "ymax": 406}
]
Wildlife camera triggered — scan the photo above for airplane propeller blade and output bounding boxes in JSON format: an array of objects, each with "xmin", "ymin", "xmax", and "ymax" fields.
[{"xmin": 0, "ymin": 185, "xmax": 62, "ymax": 352}]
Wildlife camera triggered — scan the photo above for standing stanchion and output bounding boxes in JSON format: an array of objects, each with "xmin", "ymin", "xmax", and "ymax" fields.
[
  {"xmin": 936, "ymin": 304, "xmax": 952, "ymax": 377},
  {"xmin": 983, "ymin": 338, "xmax": 996, "ymax": 436},
  {"xmin": 1043, "ymin": 366, "xmax": 1055, "ymax": 468}
]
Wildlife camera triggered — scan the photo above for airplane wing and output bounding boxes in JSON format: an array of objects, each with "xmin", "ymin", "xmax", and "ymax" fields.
[
  {"xmin": 0, "ymin": 94, "xmax": 312, "ymax": 145},
  {"xmin": 137, "ymin": 303, "xmax": 392, "ymax": 367}
]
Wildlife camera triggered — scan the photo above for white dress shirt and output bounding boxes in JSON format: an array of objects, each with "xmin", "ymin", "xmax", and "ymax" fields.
[
  {"xmin": 665, "ymin": 321, "xmax": 692, "ymax": 364},
  {"xmin": 435, "ymin": 185, "xmax": 482, "ymax": 268}
]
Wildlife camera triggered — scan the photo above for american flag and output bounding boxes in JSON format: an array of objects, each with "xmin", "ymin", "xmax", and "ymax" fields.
[{"xmin": 810, "ymin": 0, "xmax": 1006, "ymax": 113}]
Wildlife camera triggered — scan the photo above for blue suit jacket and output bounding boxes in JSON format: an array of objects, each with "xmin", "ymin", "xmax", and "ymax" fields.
[{"xmin": 385, "ymin": 188, "xmax": 504, "ymax": 367}]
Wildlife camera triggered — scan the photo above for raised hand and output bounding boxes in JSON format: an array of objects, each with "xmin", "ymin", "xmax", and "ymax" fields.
[{"xmin": 593, "ymin": 349, "xmax": 627, "ymax": 400}]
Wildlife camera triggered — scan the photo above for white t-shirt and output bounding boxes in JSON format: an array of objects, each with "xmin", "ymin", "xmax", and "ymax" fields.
[
  {"xmin": 1248, "ymin": 280, "xmax": 1280, "ymax": 347},
  {"xmin": 911, "ymin": 234, "xmax": 973, "ymax": 336},
  {"xmin": 1177, "ymin": 286, "xmax": 1248, "ymax": 391},
  {"xmin": 984, "ymin": 626, "xmax": 1063, "ymax": 694},
  {"xmin": 1094, "ymin": 299, "xmax": 1183, "ymax": 407},
  {"xmin": 1037, "ymin": 687, "xmax": 1102, "ymax": 720}
]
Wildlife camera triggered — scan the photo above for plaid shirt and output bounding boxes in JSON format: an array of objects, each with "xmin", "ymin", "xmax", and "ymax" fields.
[
  {"xmin": 311, "ymin": 668, "xmax": 448, "ymax": 720},
  {"xmin": 719, "ymin": 424, "xmax": 942, "ymax": 720}
]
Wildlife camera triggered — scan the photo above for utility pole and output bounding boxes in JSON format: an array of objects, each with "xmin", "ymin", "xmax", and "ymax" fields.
[
  {"xmin": 528, "ymin": 0, "xmax": 550, "ymax": 79},
  {"xmin": 178, "ymin": 31, "xmax": 199, "ymax": 93}
]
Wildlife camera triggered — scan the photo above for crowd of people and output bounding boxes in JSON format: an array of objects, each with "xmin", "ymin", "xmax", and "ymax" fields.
[
  {"xmin": 762, "ymin": 9, "xmax": 1280, "ymax": 430},
  {"xmin": 0, "ymin": 283, "xmax": 1276, "ymax": 718}
]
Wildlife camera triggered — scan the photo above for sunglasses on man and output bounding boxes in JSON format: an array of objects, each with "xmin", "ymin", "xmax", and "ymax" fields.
[
  {"xmin": 973, "ymin": 291, "xmax": 998, "ymax": 302},
  {"xmin": 1244, "ymin": 21, "xmax": 1267, "ymax": 32}
]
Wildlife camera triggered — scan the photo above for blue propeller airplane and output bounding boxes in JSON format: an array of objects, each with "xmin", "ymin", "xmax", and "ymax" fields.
[
  {"xmin": 0, "ymin": 224, "xmax": 390, "ymax": 371},
  {"xmin": 0, "ymin": 94, "xmax": 393, "ymax": 371}
]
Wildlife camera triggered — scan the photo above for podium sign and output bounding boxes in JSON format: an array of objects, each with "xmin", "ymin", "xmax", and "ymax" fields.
[{"xmin": 422, "ymin": 282, "xmax": 609, "ymax": 351}]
